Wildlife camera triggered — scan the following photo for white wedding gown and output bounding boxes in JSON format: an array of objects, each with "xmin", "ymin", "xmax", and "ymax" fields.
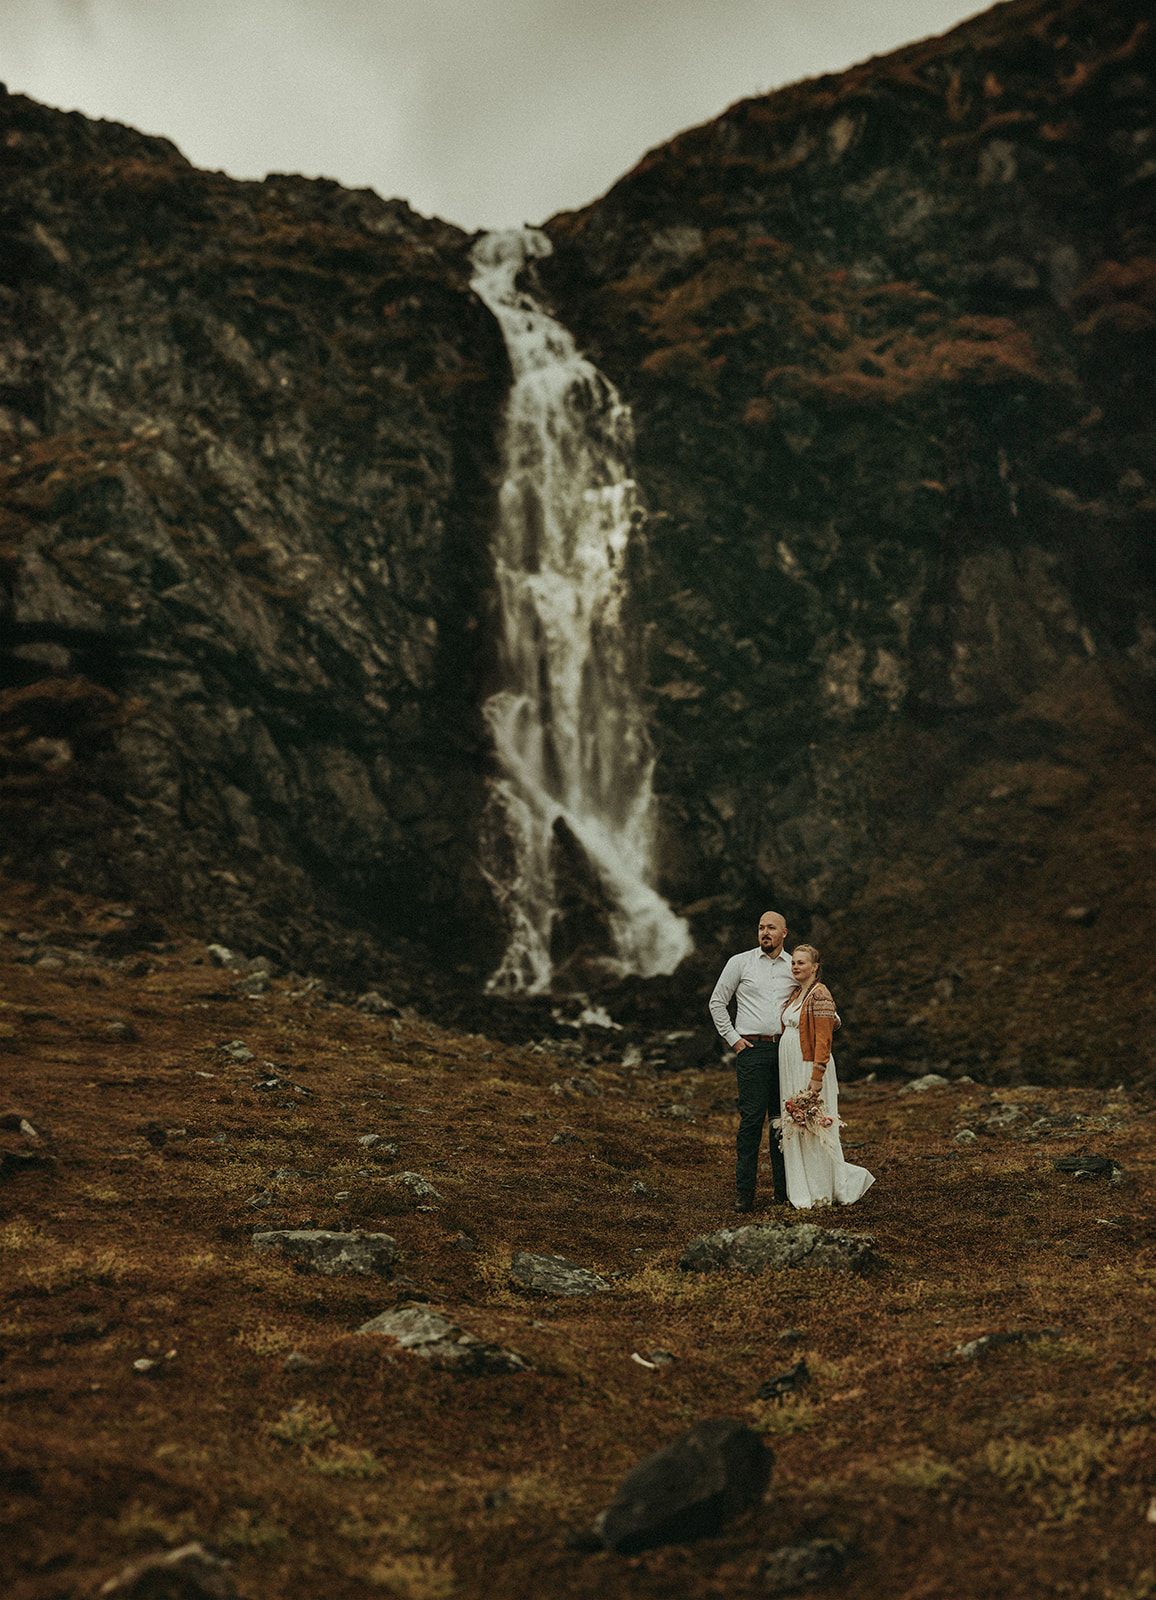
[{"xmin": 777, "ymin": 997, "xmax": 874, "ymax": 1208}]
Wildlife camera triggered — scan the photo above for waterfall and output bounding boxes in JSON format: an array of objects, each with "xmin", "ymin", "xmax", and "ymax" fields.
[{"xmin": 469, "ymin": 228, "xmax": 693, "ymax": 995}]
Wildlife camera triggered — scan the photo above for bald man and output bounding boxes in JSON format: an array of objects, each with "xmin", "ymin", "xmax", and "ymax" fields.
[{"xmin": 708, "ymin": 910, "xmax": 795, "ymax": 1211}]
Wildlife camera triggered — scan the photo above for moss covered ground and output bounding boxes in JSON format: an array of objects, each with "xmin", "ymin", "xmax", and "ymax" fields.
[{"xmin": 2, "ymin": 874, "xmax": 1154, "ymax": 1598}]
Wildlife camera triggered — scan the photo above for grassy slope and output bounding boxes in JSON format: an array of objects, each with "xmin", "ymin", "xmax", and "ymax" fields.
[{"xmin": 2, "ymin": 875, "xmax": 1154, "ymax": 1599}]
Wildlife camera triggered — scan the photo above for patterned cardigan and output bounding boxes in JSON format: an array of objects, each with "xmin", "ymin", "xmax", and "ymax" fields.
[{"xmin": 784, "ymin": 982, "xmax": 838, "ymax": 1066}]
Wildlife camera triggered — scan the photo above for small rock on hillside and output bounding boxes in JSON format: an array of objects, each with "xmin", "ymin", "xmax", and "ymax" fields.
[
  {"xmin": 762, "ymin": 1540, "xmax": 849, "ymax": 1593},
  {"xmin": 593, "ymin": 1417, "xmax": 772, "ymax": 1554},
  {"xmin": 510, "ymin": 1251, "xmax": 612, "ymax": 1297},
  {"xmin": 680, "ymin": 1223, "xmax": 875, "ymax": 1275},
  {"xmin": 357, "ymin": 1305, "xmax": 530, "ymax": 1375},
  {"xmin": 252, "ymin": 1230, "xmax": 398, "ymax": 1276}
]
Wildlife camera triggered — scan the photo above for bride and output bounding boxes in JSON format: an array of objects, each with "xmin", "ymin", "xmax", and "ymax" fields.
[{"xmin": 776, "ymin": 943, "xmax": 874, "ymax": 1208}]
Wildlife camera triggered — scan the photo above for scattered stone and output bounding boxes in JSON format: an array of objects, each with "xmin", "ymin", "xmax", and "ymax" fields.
[
  {"xmin": 1061, "ymin": 905, "xmax": 1098, "ymax": 926},
  {"xmin": 18, "ymin": 1118, "xmax": 41, "ymax": 1142},
  {"xmin": 357, "ymin": 1133, "xmax": 384, "ymax": 1149},
  {"xmin": 983, "ymin": 1104, "xmax": 1025, "ymax": 1129},
  {"xmin": 283, "ymin": 1351, "xmax": 322, "ymax": 1372},
  {"xmin": 0, "ymin": 1148, "xmax": 57, "ymax": 1179},
  {"xmin": 550, "ymin": 1075, "xmax": 603, "ymax": 1098},
  {"xmin": 757, "ymin": 1358, "xmax": 809, "ymax": 1403},
  {"xmin": 252, "ymin": 1074, "xmax": 312, "ymax": 1097},
  {"xmin": 246, "ymin": 1192, "xmax": 274, "ymax": 1209},
  {"xmin": 357, "ymin": 1305, "xmax": 531, "ymax": 1375},
  {"xmin": 951, "ymin": 1326, "xmax": 1063, "ymax": 1361},
  {"xmin": 99, "ymin": 1542, "xmax": 236, "ymax": 1599},
  {"xmin": 953, "ymin": 1129, "xmax": 978, "ymax": 1145},
  {"xmin": 592, "ymin": 1417, "xmax": 772, "ymax": 1554},
  {"xmin": 658, "ymin": 1104, "xmax": 696, "ymax": 1121},
  {"xmin": 233, "ymin": 971, "xmax": 269, "ymax": 996},
  {"xmin": 680, "ymin": 1223, "xmax": 875, "ymax": 1276},
  {"xmin": 777, "ymin": 1328, "xmax": 806, "ymax": 1344},
  {"xmin": 132, "ymin": 1358, "xmax": 157, "ymax": 1373},
  {"xmin": 648, "ymin": 1348, "xmax": 676, "ymax": 1367},
  {"xmin": 631, "ymin": 1180, "xmax": 656, "ymax": 1197},
  {"xmin": 389, "ymin": 1171, "xmax": 442, "ymax": 1202},
  {"xmin": 220, "ymin": 1040, "xmax": 253, "ymax": 1063},
  {"xmin": 898, "ymin": 1073, "xmax": 950, "ymax": 1095},
  {"xmin": 356, "ymin": 990, "xmax": 400, "ymax": 1016},
  {"xmin": 252, "ymin": 1230, "xmax": 398, "ymax": 1276},
  {"xmin": 509, "ymin": 1251, "xmax": 612, "ymax": 1297},
  {"xmin": 762, "ymin": 1539, "xmax": 848, "ymax": 1594},
  {"xmin": 207, "ymin": 944, "xmax": 237, "ymax": 967},
  {"xmin": 104, "ymin": 1020, "xmax": 138, "ymax": 1041},
  {"xmin": 453, "ymin": 1232, "xmax": 478, "ymax": 1252},
  {"xmin": 1053, "ymin": 1153, "xmax": 1119, "ymax": 1176},
  {"xmin": 550, "ymin": 1131, "xmax": 583, "ymax": 1147}
]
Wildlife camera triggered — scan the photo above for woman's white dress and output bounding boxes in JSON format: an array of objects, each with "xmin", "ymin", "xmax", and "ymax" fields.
[{"xmin": 777, "ymin": 996, "xmax": 874, "ymax": 1208}]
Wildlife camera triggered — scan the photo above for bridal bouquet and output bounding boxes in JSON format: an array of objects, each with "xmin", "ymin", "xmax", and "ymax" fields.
[{"xmin": 774, "ymin": 1088, "xmax": 838, "ymax": 1149}]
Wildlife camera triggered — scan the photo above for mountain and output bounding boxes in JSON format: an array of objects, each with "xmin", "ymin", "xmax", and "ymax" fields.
[{"xmin": 1, "ymin": 0, "xmax": 1154, "ymax": 1082}]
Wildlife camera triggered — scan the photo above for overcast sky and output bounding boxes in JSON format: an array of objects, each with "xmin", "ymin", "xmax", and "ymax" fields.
[{"xmin": 5, "ymin": 0, "xmax": 986, "ymax": 231}]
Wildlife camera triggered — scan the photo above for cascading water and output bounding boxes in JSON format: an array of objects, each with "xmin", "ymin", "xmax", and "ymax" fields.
[{"xmin": 469, "ymin": 228, "xmax": 693, "ymax": 995}]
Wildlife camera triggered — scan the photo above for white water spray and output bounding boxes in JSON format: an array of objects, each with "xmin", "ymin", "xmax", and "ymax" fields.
[{"xmin": 470, "ymin": 228, "xmax": 693, "ymax": 995}]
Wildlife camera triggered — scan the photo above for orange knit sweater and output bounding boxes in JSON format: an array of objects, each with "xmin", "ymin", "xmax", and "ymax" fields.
[{"xmin": 786, "ymin": 982, "xmax": 838, "ymax": 1067}]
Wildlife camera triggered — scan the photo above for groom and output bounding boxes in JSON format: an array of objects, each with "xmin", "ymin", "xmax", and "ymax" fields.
[{"xmin": 708, "ymin": 910, "xmax": 795, "ymax": 1211}]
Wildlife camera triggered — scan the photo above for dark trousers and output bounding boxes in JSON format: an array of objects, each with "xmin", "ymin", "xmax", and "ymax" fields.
[{"xmin": 734, "ymin": 1039, "xmax": 787, "ymax": 1198}]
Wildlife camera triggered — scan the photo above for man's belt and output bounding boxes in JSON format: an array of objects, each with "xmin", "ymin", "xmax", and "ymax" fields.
[{"xmin": 741, "ymin": 1033, "xmax": 780, "ymax": 1043}]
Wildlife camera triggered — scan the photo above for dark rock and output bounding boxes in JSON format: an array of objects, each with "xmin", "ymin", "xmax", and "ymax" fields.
[
  {"xmin": 1052, "ymin": 1153, "xmax": 1119, "ymax": 1175},
  {"xmin": 357, "ymin": 1305, "xmax": 530, "ymax": 1374},
  {"xmin": 98, "ymin": 1542, "xmax": 236, "ymax": 1599},
  {"xmin": 756, "ymin": 1358, "xmax": 809, "ymax": 1403},
  {"xmin": 680, "ymin": 1223, "xmax": 875, "ymax": 1275},
  {"xmin": 252, "ymin": 1229, "xmax": 398, "ymax": 1276},
  {"xmin": 510, "ymin": 1250, "xmax": 612, "ymax": 1297},
  {"xmin": 593, "ymin": 1417, "xmax": 772, "ymax": 1553},
  {"xmin": 762, "ymin": 1540, "xmax": 848, "ymax": 1593}
]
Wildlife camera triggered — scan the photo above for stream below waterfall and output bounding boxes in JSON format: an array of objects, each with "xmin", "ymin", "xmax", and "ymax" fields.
[{"xmin": 469, "ymin": 228, "xmax": 693, "ymax": 996}]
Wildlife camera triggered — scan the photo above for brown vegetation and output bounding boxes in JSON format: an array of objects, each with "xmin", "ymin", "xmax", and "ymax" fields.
[{"xmin": 2, "ymin": 874, "xmax": 1154, "ymax": 1599}]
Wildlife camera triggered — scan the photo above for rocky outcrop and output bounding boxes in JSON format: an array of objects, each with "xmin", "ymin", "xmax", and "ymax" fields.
[
  {"xmin": 0, "ymin": 90, "xmax": 508, "ymax": 978},
  {"xmin": 540, "ymin": 0, "xmax": 1156, "ymax": 988}
]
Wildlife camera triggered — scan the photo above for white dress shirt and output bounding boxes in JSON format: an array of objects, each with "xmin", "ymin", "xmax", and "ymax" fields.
[{"xmin": 708, "ymin": 945, "xmax": 798, "ymax": 1048}]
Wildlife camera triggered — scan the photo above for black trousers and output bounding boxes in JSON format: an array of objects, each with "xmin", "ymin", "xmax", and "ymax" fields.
[{"xmin": 734, "ymin": 1039, "xmax": 787, "ymax": 1197}]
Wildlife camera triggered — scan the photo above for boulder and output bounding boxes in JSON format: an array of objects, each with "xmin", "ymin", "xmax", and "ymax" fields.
[
  {"xmin": 898, "ymin": 1073, "xmax": 950, "ymax": 1094},
  {"xmin": 389, "ymin": 1171, "xmax": 443, "ymax": 1202},
  {"xmin": 252, "ymin": 1230, "xmax": 398, "ymax": 1276},
  {"xmin": 679, "ymin": 1223, "xmax": 874, "ymax": 1275},
  {"xmin": 762, "ymin": 1540, "xmax": 848, "ymax": 1593},
  {"xmin": 99, "ymin": 1542, "xmax": 236, "ymax": 1599},
  {"xmin": 593, "ymin": 1417, "xmax": 771, "ymax": 1553},
  {"xmin": 510, "ymin": 1250, "xmax": 612, "ymax": 1297},
  {"xmin": 357, "ymin": 1304, "xmax": 530, "ymax": 1375}
]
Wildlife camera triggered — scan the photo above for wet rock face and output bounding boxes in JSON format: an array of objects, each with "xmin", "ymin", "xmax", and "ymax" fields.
[
  {"xmin": 543, "ymin": 0, "xmax": 1156, "ymax": 921},
  {"xmin": 0, "ymin": 93, "xmax": 509, "ymax": 972}
]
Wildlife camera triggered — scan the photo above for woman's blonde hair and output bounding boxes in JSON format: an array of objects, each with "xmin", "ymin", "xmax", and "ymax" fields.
[{"xmin": 791, "ymin": 943, "xmax": 823, "ymax": 1004}]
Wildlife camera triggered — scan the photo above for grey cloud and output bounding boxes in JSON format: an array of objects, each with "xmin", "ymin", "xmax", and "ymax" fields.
[{"xmin": 6, "ymin": 0, "xmax": 985, "ymax": 229}]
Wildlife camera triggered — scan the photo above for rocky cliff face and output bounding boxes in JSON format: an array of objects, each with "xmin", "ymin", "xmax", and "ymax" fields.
[
  {"xmin": 0, "ymin": 93, "xmax": 508, "ymax": 980},
  {"xmin": 2, "ymin": 0, "xmax": 1155, "ymax": 1082},
  {"xmin": 536, "ymin": 0, "xmax": 1156, "ymax": 1081}
]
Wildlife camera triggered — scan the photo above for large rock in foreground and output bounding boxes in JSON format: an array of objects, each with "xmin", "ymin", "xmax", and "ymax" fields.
[
  {"xmin": 593, "ymin": 1418, "xmax": 772, "ymax": 1554},
  {"xmin": 357, "ymin": 1305, "xmax": 530, "ymax": 1375},
  {"xmin": 679, "ymin": 1223, "xmax": 874, "ymax": 1275},
  {"xmin": 252, "ymin": 1230, "xmax": 398, "ymax": 1276}
]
